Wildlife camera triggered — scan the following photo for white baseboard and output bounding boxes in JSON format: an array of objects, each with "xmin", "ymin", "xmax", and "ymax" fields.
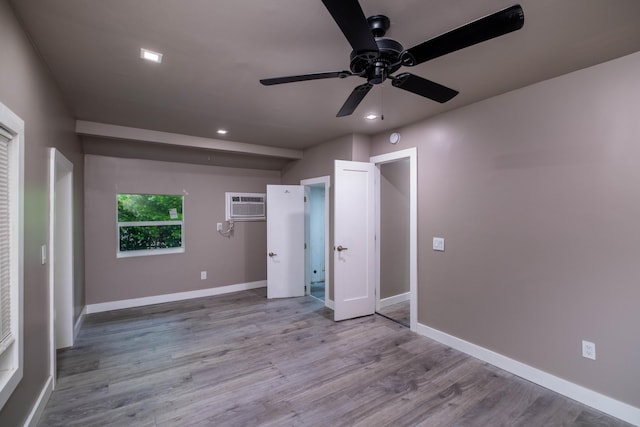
[
  {"xmin": 326, "ymin": 299, "xmax": 335, "ymax": 310},
  {"xmin": 24, "ymin": 376, "xmax": 53, "ymax": 427},
  {"xmin": 378, "ymin": 292, "xmax": 410, "ymax": 309},
  {"xmin": 86, "ymin": 280, "xmax": 266, "ymax": 314},
  {"xmin": 415, "ymin": 323, "xmax": 640, "ymax": 426}
]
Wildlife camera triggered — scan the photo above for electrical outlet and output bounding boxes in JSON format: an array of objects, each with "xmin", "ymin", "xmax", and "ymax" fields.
[
  {"xmin": 216, "ymin": 223, "xmax": 222, "ymax": 231},
  {"xmin": 582, "ymin": 340, "xmax": 596, "ymax": 360},
  {"xmin": 200, "ymin": 271, "xmax": 207, "ymax": 280}
]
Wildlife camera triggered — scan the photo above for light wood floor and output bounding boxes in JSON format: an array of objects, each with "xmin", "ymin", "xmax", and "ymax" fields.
[
  {"xmin": 39, "ymin": 288, "xmax": 631, "ymax": 426},
  {"xmin": 377, "ymin": 300, "xmax": 410, "ymax": 327}
]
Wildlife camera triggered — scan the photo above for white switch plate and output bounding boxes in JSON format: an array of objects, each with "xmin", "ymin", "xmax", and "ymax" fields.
[
  {"xmin": 216, "ymin": 223, "xmax": 222, "ymax": 231},
  {"xmin": 433, "ymin": 237, "xmax": 445, "ymax": 252},
  {"xmin": 582, "ymin": 340, "xmax": 596, "ymax": 360},
  {"xmin": 200, "ymin": 271, "xmax": 207, "ymax": 280},
  {"xmin": 41, "ymin": 244, "xmax": 47, "ymax": 265}
]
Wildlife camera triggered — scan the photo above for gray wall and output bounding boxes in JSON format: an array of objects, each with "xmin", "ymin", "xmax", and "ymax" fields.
[
  {"xmin": 379, "ymin": 159, "xmax": 410, "ymax": 299},
  {"xmin": 0, "ymin": 2, "xmax": 85, "ymax": 425},
  {"xmin": 84, "ymin": 155, "xmax": 279, "ymax": 304},
  {"xmin": 281, "ymin": 133, "xmax": 372, "ymax": 184},
  {"xmin": 370, "ymin": 51, "xmax": 640, "ymax": 407},
  {"xmin": 281, "ymin": 134, "xmax": 353, "ymax": 184},
  {"xmin": 352, "ymin": 133, "xmax": 372, "ymax": 162}
]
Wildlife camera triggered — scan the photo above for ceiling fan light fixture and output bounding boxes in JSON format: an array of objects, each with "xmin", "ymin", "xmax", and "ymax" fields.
[{"xmin": 140, "ymin": 48, "xmax": 163, "ymax": 63}]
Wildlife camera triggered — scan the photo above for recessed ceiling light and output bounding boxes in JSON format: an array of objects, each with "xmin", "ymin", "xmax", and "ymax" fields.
[
  {"xmin": 365, "ymin": 114, "xmax": 378, "ymax": 120},
  {"xmin": 217, "ymin": 129, "xmax": 228, "ymax": 135},
  {"xmin": 140, "ymin": 48, "xmax": 162, "ymax": 63}
]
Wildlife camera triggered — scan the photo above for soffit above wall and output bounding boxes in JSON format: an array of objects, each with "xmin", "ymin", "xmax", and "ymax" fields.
[
  {"xmin": 78, "ymin": 120, "xmax": 301, "ymax": 170},
  {"xmin": 81, "ymin": 136, "xmax": 293, "ymax": 171}
]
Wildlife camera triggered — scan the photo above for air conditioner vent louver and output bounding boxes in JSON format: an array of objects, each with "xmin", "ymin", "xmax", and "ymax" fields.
[
  {"xmin": 231, "ymin": 201, "xmax": 263, "ymax": 216},
  {"xmin": 225, "ymin": 192, "xmax": 266, "ymax": 221},
  {"xmin": 237, "ymin": 196, "xmax": 263, "ymax": 203}
]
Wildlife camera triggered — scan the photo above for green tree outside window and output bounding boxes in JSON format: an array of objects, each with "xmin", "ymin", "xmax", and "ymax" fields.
[{"xmin": 117, "ymin": 194, "xmax": 184, "ymax": 254}]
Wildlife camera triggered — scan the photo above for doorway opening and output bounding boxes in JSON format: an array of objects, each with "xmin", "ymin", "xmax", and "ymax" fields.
[
  {"xmin": 301, "ymin": 176, "xmax": 330, "ymax": 306},
  {"xmin": 48, "ymin": 148, "xmax": 74, "ymax": 388},
  {"xmin": 371, "ymin": 148, "xmax": 417, "ymax": 330}
]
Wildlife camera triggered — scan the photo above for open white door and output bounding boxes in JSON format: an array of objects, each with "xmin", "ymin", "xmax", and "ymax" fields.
[
  {"xmin": 334, "ymin": 160, "xmax": 376, "ymax": 321},
  {"xmin": 267, "ymin": 185, "xmax": 305, "ymax": 298}
]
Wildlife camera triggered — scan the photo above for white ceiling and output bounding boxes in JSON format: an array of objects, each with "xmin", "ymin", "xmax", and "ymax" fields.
[{"xmin": 10, "ymin": 0, "xmax": 640, "ymax": 152}]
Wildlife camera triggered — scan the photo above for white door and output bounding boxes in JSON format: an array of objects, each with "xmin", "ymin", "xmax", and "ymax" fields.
[
  {"xmin": 267, "ymin": 185, "xmax": 305, "ymax": 298},
  {"xmin": 334, "ymin": 160, "xmax": 376, "ymax": 321}
]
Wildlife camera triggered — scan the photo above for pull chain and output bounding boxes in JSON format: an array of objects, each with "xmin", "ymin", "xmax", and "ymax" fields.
[{"xmin": 380, "ymin": 68, "xmax": 385, "ymax": 121}]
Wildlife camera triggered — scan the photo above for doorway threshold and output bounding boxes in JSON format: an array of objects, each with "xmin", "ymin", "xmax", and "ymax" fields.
[{"xmin": 376, "ymin": 312, "xmax": 409, "ymax": 328}]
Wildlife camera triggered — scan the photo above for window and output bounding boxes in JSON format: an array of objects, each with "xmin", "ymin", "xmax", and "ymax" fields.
[
  {"xmin": 0, "ymin": 102, "xmax": 24, "ymax": 410},
  {"xmin": 117, "ymin": 193, "xmax": 184, "ymax": 257}
]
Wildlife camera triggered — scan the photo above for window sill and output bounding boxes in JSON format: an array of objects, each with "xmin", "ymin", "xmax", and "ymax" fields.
[
  {"xmin": 117, "ymin": 247, "xmax": 185, "ymax": 259},
  {"xmin": 0, "ymin": 351, "xmax": 21, "ymax": 410}
]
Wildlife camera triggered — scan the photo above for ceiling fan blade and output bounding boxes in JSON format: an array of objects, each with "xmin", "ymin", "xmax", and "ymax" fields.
[
  {"xmin": 337, "ymin": 83, "xmax": 373, "ymax": 117},
  {"xmin": 260, "ymin": 70, "xmax": 353, "ymax": 86},
  {"xmin": 402, "ymin": 4, "xmax": 524, "ymax": 66},
  {"xmin": 321, "ymin": 0, "xmax": 379, "ymax": 54},
  {"xmin": 391, "ymin": 73, "xmax": 458, "ymax": 103}
]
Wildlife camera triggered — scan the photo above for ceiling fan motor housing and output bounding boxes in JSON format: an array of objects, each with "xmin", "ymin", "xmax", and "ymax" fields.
[{"xmin": 350, "ymin": 35, "xmax": 404, "ymax": 84}]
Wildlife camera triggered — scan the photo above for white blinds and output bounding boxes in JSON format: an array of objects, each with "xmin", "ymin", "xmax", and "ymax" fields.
[
  {"xmin": 0, "ymin": 132, "xmax": 13, "ymax": 354},
  {"xmin": 0, "ymin": 126, "xmax": 10, "ymax": 142}
]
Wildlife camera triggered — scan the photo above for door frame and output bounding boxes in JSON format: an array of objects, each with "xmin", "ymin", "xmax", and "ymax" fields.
[
  {"xmin": 370, "ymin": 148, "xmax": 417, "ymax": 331},
  {"xmin": 300, "ymin": 176, "xmax": 330, "ymax": 306},
  {"xmin": 48, "ymin": 148, "xmax": 74, "ymax": 389}
]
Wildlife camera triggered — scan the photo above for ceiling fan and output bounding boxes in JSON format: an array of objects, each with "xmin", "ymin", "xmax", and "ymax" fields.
[{"xmin": 260, "ymin": 1, "xmax": 524, "ymax": 117}]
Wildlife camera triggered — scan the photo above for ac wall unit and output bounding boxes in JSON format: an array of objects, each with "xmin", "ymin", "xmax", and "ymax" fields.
[{"xmin": 225, "ymin": 192, "xmax": 266, "ymax": 221}]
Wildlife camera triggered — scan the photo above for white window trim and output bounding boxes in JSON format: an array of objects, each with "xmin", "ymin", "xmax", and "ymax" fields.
[
  {"xmin": 119, "ymin": 220, "xmax": 182, "ymax": 227},
  {"xmin": 117, "ymin": 247, "xmax": 185, "ymax": 258},
  {"xmin": 0, "ymin": 102, "xmax": 25, "ymax": 410},
  {"xmin": 116, "ymin": 195, "xmax": 184, "ymax": 259}
]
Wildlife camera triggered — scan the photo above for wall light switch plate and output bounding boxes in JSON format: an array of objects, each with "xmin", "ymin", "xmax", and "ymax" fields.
[
  {"xmin": 433, "ymin": 237, "xmax": 445, "ymax": 252},
  {"xmin": 41, "ymin": 244, "xmax": 47, "ymax": 265},
  {"xmin": 200, "ymin": 271, "xmax": 207, "ymax": 280},
  {"xmin": 216, "ymin": 223, "xmax": 222, "ymax": 231},
  {"xmin": 582, "ymin": 340, "xmax": 596, "ymax": 360}
]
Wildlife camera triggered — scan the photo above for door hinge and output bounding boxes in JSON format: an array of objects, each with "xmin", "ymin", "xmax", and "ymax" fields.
[
  {"xmin": 304, "ymin": 243, "xmax": 307, "ymax": 249},
  {"xmin": 304, "ymin": 196, "xmax": 307, "ymax": 202}
]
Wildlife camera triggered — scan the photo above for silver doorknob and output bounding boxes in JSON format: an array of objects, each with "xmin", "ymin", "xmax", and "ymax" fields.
[
  {"xmin": 268, "ymin": 252, "xmax": 277, "ymax": 257},
  {"xmin": 337, "ymin": 245, "xmax": 348, "ymax": 252}
]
